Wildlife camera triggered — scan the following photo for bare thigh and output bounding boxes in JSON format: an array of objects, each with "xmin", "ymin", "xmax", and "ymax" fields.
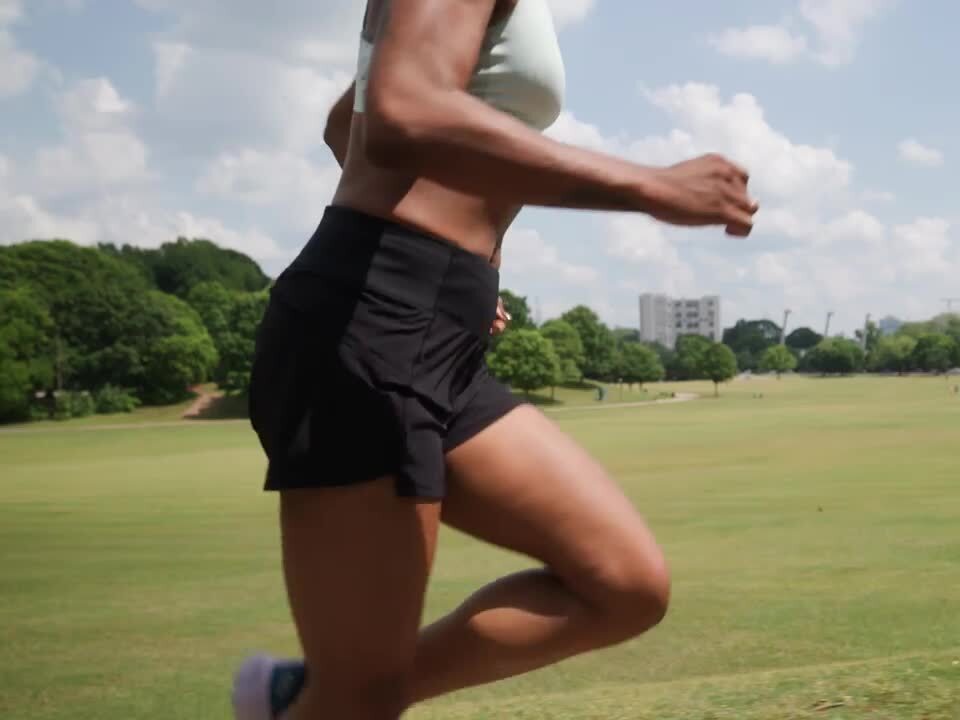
[
  {"xmin": 443, "ymin": 405, "xmax": 667, "ymax": 605},
  {"xmin": 280, "ymin": 478, "xmax": 440, "ymax": 713}
]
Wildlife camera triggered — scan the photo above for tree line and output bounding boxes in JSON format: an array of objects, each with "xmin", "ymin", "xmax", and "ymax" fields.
[
  {"xmin": 0, "ymin": 238, "xmax": 269, "ymax": 423},
  {"xmin": 2, "ymin": 238, "xmax": 958, "ymax": 424}
]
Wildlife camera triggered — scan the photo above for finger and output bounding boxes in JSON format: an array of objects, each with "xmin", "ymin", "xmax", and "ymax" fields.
[
  {"xmin": 723, "ymin": 207, "xmax": 755, "ymax": 236},
  {"xmin": 724, "ymin": 181, "xmax": 759, "ymax": 214},
  {"xmin": 727, "ymin": 159, "xmax": 749, "ymax": 184}
]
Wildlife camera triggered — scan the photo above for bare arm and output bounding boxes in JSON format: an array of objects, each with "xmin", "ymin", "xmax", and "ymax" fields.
[
  {"xmin": 363, "ymin": 0, "xmax": 757, "ymax": 234},
  {"xmin": 324, "ymin": 83, "xmax": 356, "ymax": 168}
]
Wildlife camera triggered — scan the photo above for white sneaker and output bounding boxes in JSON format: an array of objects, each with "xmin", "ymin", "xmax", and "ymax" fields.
[{"xmin": 232, "ymin": 653, "xmax": 307, "ymax": 720}]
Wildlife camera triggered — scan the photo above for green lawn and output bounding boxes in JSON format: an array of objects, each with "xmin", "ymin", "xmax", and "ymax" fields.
[{"xmin": 2, "ymin": 376, "xmax": 958, "ymax": 719}]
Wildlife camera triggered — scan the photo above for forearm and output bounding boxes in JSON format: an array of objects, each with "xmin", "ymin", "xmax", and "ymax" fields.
[{"xmin": 367, "ymin": 90, "xmax": 663, "ymax": 214}]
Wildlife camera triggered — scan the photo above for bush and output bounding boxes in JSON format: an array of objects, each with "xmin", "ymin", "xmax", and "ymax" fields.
[
  {"xmin": 42, "ymin": 390, "xmax": 96, "ymax": 420},
  {"xmin": 95, "ymin": 385, "xmax": 141, "ymax": 414}
]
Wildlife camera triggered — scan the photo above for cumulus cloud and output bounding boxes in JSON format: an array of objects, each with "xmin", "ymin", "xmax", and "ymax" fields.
[
  {"xmin": 546, "ymin": 0, "xmax": 597, "ymax": 29},
  {"xmin": 0, "ymin": 0, "xmax": 38, "ymax": 98},
  {"xmin": 28, "ymin": 78, "xmax": 149, "ymax": 197},
  {"xmin": 897, "ymin": 138, "xmax": 944, "ymax": 168},
  {"xmin": 710, "ymin": 0, "xmax": 892, "ymax": 66},
  {"xmin": 501, "ymin": 228, "xmax": 599, "ymax": 287},
  {"xmin": 197, "ymin": 149, "xmax": 341, "ymax": 230},
  {"xmin": 708, "ymin": 25, "xmax": 808, "ymax": 64},
  {"xmin": 543, "ymin": 78, "xmax": 956, "ymax": 334}
]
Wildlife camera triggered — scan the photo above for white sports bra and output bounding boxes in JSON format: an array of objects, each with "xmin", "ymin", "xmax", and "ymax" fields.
[{"xmin": 354, "ymin": 0, "xmax": 566, "ymax": 132}]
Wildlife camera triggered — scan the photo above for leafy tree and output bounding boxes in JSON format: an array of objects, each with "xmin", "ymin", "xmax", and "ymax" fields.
[
  {"xmin": 612, "ymin": 328, "xmax": 640, "ymax": 345},
  {"xmin": 911, "ymin": 333, "xmax": 956, "ymax": 374},
  {"xmin": 722, "ymin": 319, "xmax": 782, "ymax": 371},
  {"xmin": 616, "ymin": 343, "xmax": 665, "ymax": 388},
  {"xmin": 136, "ymin": 291, "xmax": 219, "ymax": 404},
  {"xmin": 498, "ymin": 289, "xmax": 535, "ymax": 330},
  {"xmin": 785, "ymin": 327, "xmax": 823, "ymax": 352},
  {"xmin": 669, "ymin": 334, "xmax": 713, "ymax": 380},
  {"xmin": 539, "ymin": 319, "xmax": 585, "ymax": 384},
  {"xmin": 868, "ymin": 335, "xmax": 916, "ymax": 375},
  {"xmin": 488, "ymin": 329, "xmax": 560, "ymax": 396},
  {"xmin": 187, "ymin": 282, "xmax": 267, "ymax": 392},
  {"xmin": 561, "ymin": 306, "xmax": 616, "ymax": 380},
  {"xmin": 759, "ymin": 344, "xmax": 797, "ymax": 379},
  {"xmin": 100, "ymin": 237, "xmax": 270, "ymax": 297},
  {"xmin": 0, "ymin": 344, "xmax": 33, "ymax": 423},
  {"xmin": 806, "ymin": 338, "xmax": 865, "ymax": 375},
  {"xmin": 700, "ymin": 342, "xmax": 738, "ymax": 396},
  {"xmin": 855, "ymin": 320, "xmax": 882, "ymax": 359}
]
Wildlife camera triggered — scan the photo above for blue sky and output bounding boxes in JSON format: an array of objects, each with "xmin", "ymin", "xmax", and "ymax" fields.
[{"xmin": 1, "ymin": 0, "xmax": 957, "ymax": 336}]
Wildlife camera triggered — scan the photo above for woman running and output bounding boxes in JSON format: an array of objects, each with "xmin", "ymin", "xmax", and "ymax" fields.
[{"xmin": 234, "ymin": 1, "xmax": 758, "ymax": 718}]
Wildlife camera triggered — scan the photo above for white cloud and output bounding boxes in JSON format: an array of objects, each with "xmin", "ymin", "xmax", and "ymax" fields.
[
  {"xmin": 501, "ymin": 228, "xmax": 599, "ymax": 286},
  {"xmin": 136, "ymin": 0, "xmax": 364, "ymax": 68},
  {"xmin": 605, "ymin": 215, "xmax": 697, "ymax": 296},
  {"xmin": 547, "ymin": 0, "xmax": 597, "ymax": 29},
  {"xmin": 636, "ymin": 84, "xmax": 852, "ymax": 202},
  {"xmin": 861, "ymin": 188, "xmax": 896, "ymax": 203},
  {"xmin": 709, "ymin": 25, "xmax": 808, "ymax": 64},
  {"xmin": 710, "ymin": 0, "xmax": 891, "ymax": 66},
  {"xmin": 0, "ymin": 183, "xmax": 285, "ymax": 264},
  {"xmin": 197, "ymin": 149, "xmax": 341, "ymax": 228},
  {"xmin": 28, "ymin": 78, "xmax": 149, "ymax": 196},
  {"xmin": 894, "ymin": 217, "xmax": 952, "ymax": 275},
  {"xmin": 799, "ymin": 0, "xmax": 890, "ymax": 66},
  {"xmin": 0, "ymin": 0, "xmax": 38, "ymax": 98},
  {"xmin": 897, "ymin": 138, "xmax": 944, "ymax": 168},
  {"xmin": 151, "ymin": 43, "xmax": 351, "ymax": 154}
]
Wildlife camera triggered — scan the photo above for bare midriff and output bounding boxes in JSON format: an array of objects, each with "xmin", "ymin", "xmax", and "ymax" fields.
[{"xmin": 332, "ymin": 122, "xmax": 519, "ymax": 263}]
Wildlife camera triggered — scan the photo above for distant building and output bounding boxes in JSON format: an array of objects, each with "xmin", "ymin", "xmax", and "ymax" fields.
[
  {"xmin": 878, "ymin": 315, "xmax": 903, "ymax": 336},
  {"xmin": 639, "ymin": 293, "xmax": 721, "ymax": 348}
]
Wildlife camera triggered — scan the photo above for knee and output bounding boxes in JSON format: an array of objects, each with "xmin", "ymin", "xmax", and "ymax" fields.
[{"xmin": 580, "ymin": 539, "xmax": 671, "ymax": 645}]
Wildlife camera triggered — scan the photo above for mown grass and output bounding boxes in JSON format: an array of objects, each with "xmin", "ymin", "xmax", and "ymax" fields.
[{"xmin": 1, "ymin": 376, "xmax": 957, "ymax": 719}]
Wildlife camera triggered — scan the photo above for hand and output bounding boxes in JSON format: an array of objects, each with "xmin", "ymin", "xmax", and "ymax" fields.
[
  {"xmin": 649, "ymin": 154, "xmax": 760, "ymax": 237},
  {"xmin": 491, "ymin": 296, "xmax": 511, "ymax": 335}
]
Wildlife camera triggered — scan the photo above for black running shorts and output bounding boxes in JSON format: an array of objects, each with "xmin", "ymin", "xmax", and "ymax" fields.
[{"xmin": 248, "ymin": 206, "xmax": 524, "ymax": 498}]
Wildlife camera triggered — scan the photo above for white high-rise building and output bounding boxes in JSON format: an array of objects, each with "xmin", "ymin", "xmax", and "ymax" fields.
[{"xmin": 639, "ymin": 293, "xmax": 722, "ymax": 348}]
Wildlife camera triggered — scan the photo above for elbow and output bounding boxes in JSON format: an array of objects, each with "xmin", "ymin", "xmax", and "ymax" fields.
[{"xmin": 363, "ymin": 90, "xmax": 429, "ymax": 170}]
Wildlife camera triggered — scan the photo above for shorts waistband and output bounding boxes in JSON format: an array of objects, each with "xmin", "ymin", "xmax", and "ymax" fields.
[{"xmin": 278, "ymin": 205, "xmax": 501, "ymax": 340}]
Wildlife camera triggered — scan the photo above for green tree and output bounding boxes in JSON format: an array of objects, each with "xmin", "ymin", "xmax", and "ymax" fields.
[
  {"xmin": 911, "ymin": 333, "xmax": 956, "ymax": 374},
  {"xmin": 759, "ymin": 344, "xmax": 797, "ymax": 379},
  {"xmin": 101, "ymin": 237, "xmax": 271, "ymax": 297},
  {"xmin": 612, "ymin": 328, "xmax": 640, "ymax": 345},
  {"xmin": 868, "ymin": 335, "xmax": 916, "ymax": 375},
  {"xmin": 539, "ymin": 319, "xmax": 585, "ymax": 384},
  {"xmin": 855, "ymin": 320, "xmax": 882, "ymax": 360},
  {"xmin": 0, "ymin": 343, "xmax": 33, "ymax": 423},
  {"xmin": 498, "ymin": 290, "xmax": 535, "ymax": 330},
  {"xmin": 722, "ymin": 319, "xmax": 782, "ymax": 372},
  {"xmin": 187, "ymin": 282, "xmax": 267, "ymax": 392},
  {"xmin": 137, "ymin": 291, "xmax": 219, "ymax": 404},
  {"xmin": 785, "ymin": 327, "xmax": 823, "ymax": 352},
  {"xmin": 669, "ymin": 334, "xmax": 713, "ymax": 380},
  {"xmin": 0, "ymin": 288, "xmax": 57, "ymax": 423},
  {"xmin": 561, "ymin": 306, "xmax": 616, "ymax": 380},
  {"xmin": 806, "ymin": 338, "xmax": 865, "ymax": 375},
  {"xmin": 488, "ymin": 329, "xmax": 560, "ymax": 396},
  {"xmin": 616, "ymin": 343, "xmax": 665, "ymax": 388},
  {"xmin": 700, "ymin": 342, "xmax": 738, "ymax": 397}
]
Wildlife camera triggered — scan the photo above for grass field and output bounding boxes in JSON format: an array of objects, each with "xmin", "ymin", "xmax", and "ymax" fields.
[{"xmin": 2, "ymin": 376, "xmax": 959, "ymax": 719}]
